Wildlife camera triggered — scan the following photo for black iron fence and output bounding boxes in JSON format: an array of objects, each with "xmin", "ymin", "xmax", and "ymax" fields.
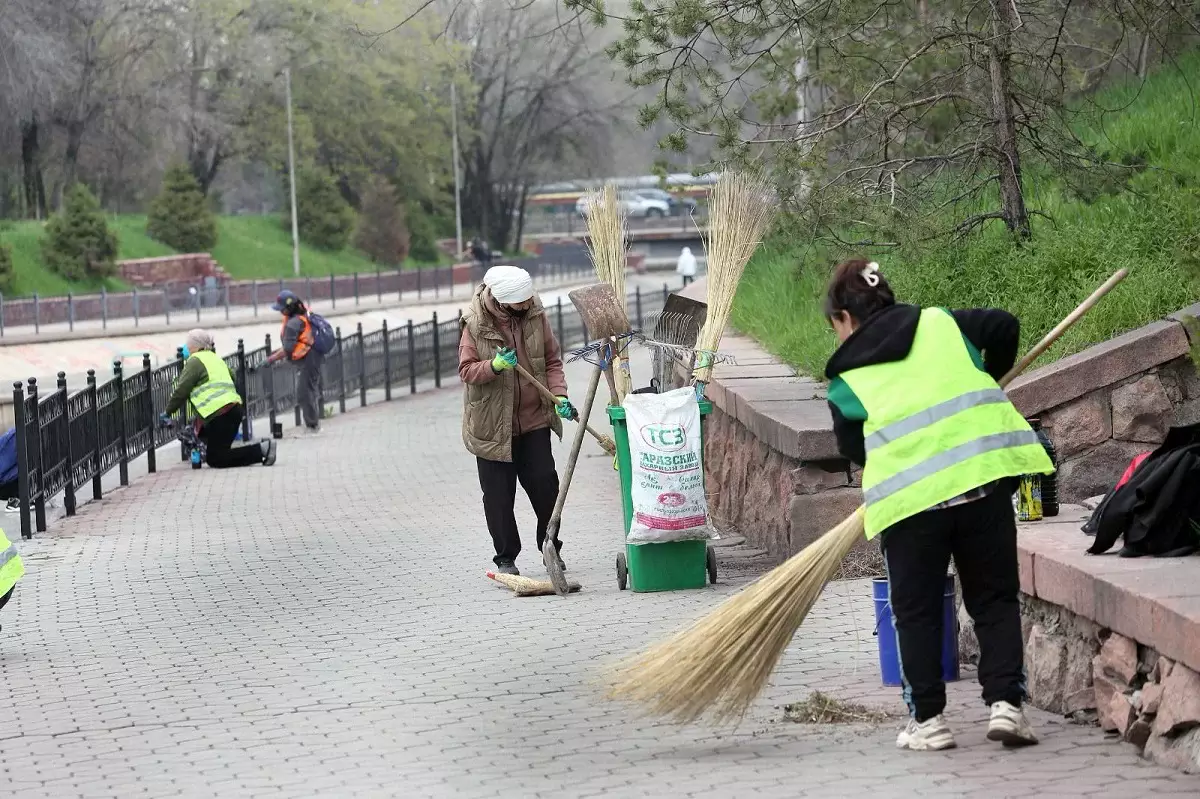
[
  {"xmin": 0, "ymin": 260, "xmax": 593, "ymax": 335},
  {"xmin": 11, "ymin": 282, "xmax": 679, "ymax": 539}
]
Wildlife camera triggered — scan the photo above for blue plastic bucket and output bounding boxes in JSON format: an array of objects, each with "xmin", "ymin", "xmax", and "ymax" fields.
[{"xmin": 873, "ymin": 575, "xmax": 960, "ymax": 687}]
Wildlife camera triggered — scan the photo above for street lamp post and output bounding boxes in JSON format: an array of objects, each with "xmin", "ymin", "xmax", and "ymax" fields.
[
  {"xmin": 450, "ymin": 81, "xmax": 464, "ymax": 259},
  {"xmin": 284, "ymin": 66, "xmax": 301, "ymax": 278}
]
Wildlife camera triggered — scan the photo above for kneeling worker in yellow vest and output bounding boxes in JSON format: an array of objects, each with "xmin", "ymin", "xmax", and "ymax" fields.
[
  {"xmin": 0, "ymin": 524, "xmax": 23, "ymax": 633},
  {"xmin": 164, "ymin": 329, "xmax": 278, "ymax": 468},
  {"xmin": 823, "ymin": 259, "xmax": 1053, "ymax": 753}
]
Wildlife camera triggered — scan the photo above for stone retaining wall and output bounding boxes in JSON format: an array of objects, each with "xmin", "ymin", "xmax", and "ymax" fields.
[
  {"xmin": 1008, "ymin": 309, "xmax": 1200, "ymax": 501},
  {"xmin": 1022, "ymin": 596, "xmax": 1200, "ymax": 772}
]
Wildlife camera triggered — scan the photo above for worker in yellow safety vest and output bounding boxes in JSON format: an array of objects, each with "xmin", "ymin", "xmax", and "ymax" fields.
[
  {"xmin": 822, "ymin": 259, "xmax": 1053, "ymax": 753},
  {"xmin": 0, "ymin": 524, "xmax": 24, "ymax": 633},
  {"xmin": 164, "ymin": 329, "xmax": 278, "ymax": 469}
]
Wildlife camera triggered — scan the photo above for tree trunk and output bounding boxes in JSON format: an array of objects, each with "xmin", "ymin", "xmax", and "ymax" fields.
[
  {"xmin": 20, "ymin": 117, "xmax": 48, "ymax": 220},
  {"xmin": 60, "ymin": 119, "xmax": 86, "ymax": 210},
  {"xmin": 987, "ymin": 0, "xmax": 1030, "ymax": 239},
  {"xmin": 512, "ymin": 183, "xmax": 529, "ymax": 253}
]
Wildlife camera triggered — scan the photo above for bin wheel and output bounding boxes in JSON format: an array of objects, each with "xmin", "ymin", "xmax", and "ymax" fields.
[
  {"xmin": 706, "ymin": 546, "xmax": 718, "ymax": 585},
  {"xmin": 616, "ymin": 553, "xmax": 628, "ymax": 591}
]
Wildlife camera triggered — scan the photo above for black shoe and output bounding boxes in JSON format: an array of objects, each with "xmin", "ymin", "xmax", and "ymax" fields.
[
  {"xmin": 261, "ymin": 439, "xmax": 278, "ymax": 466},
  {"xmin": 496, "ymin": 561, "xmax": 520, "ymax": 576}
]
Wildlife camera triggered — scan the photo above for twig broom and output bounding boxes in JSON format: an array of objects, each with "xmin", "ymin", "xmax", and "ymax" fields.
[
  {"xmin": 692, "ymin": 172, "xmax": 774, "ymax": 396},
  {"xmin": 606, "ymin": 268, "xmax": 1130, "ymax": 725},
  {"xmin": 585, "ymin": 184, "xmax": 632, "ymax": 402}
]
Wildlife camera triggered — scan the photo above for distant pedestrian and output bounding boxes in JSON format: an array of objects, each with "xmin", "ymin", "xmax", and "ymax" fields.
[
  {"xmin": 0, "ymin": 523, "xmax": 24, "ymax": 633},
  {"xmin": 470, "ymin": 237, "xmax": 492, "ymax": 269},
  {"xmin": 164, "ymin": 329, "xmax": 278, "ymax": 468},
  {"xmin": 267, "ymin": 291, "xmax": 325, "ymax": 434},
  {"xmin": 458, "ymin": 265, "xmax": 575, "ymax": 576},
  {"xmin": 676, "ymin": 246, "xmax": 697, "ymax": 285}
]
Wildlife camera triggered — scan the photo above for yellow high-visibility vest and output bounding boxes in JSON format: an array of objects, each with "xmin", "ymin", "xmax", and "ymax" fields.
[
  {"xmin": 0, "ymin": 527, "xmax": 24, "ymax": 597},
  {"xmin": 837, "ymin": 307, "xmax": 1054, "ymax": 538},
  {"xmin": 188, "ymin": 350, "xmax": 242, "ymax": 419}
]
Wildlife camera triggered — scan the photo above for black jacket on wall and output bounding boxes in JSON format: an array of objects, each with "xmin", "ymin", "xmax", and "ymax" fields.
[{"xmin": 1084, "ymin": 423, "xmax": 1200, "ymax": 557}]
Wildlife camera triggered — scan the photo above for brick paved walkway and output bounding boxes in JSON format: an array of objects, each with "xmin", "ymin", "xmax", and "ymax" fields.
[{"xmin": 2, "ymin": 354, "xmax": 1197, "ymax": 798}]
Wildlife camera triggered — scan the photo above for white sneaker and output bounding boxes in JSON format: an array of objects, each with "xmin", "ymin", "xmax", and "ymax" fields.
[
  {"xmin": 896, "ymin": 715, "xmax": 957, "ymax": 751},
  {"xmin": 987, "ymin": 700, "xmax": 1039, "ymax": 747}
]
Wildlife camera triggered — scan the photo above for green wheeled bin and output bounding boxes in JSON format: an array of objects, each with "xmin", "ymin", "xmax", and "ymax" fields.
[{"xmin": 607, "ymin": 400, "xmax": 718, "ymax": 592}]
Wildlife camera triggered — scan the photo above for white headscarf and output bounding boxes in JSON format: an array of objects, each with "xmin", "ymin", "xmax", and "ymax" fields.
[
  {"xmin": 185, "ymin": 328, "xmax": 215, "ymax": 354},
  {"xmin": 484, "ymin": 265, "xmax": 534, "ymax": 304}
]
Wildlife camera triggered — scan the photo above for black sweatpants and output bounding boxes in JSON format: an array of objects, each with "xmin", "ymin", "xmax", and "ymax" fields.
[
  {"xmin": 201, "ymin": 406, "xmax": 263, "ymax": 469},
  {"xmin": 881, "ymin": 487, "xmax": 1025, "ymax": 722},
  {"xmin": 477, "ymin": 428, "xmax": 560, "ymax": 566},
  {"xmin": 0, "ymin": 586, "xmax": 12, "ymax": 613}
]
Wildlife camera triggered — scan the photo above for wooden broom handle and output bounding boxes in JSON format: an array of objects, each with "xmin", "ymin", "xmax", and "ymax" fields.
[
  {"xmin": 998, "ymin": 269, "xmax": 1128, "ymax": 388},
  {"xmin": 513, "ymin": 362, "xmax": 611, "ymax": 444}
]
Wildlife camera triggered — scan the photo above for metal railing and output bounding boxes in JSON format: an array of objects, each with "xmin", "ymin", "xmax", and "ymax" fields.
[
  {"xmin": 11, "ymin": 282, "xmax": 680, "ymax": 538},
  {"xmin": 0, "ymin": 261, "xmax": 594, "ymax": 336}
]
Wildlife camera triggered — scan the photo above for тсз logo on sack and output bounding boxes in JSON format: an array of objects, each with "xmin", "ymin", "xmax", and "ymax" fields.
[{"xmin": 639, "ymin": 423, "xmax": 687, "ymax": 453}]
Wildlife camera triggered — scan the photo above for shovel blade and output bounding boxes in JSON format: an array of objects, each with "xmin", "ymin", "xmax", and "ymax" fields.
[{"xmin": 568, "ymin": 283, "xmax": 632, "ymax": 342}]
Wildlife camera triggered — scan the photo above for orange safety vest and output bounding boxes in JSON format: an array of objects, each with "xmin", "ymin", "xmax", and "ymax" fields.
[{"xmin": 283, "ymin": 314, "xmax": 314, "ymax": 360}]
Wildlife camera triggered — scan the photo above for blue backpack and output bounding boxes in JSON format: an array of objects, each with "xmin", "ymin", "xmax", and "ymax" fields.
[{"xmin": 309, "ymin": 312, "xmax": 337, "ymax": 355}]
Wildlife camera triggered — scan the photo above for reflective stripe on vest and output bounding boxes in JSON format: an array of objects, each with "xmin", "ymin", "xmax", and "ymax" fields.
[
  {"xmin": 839, "ymin": 307, "xmax": 1053, "ymax": 538},
  {"xmin": 188, "ymin": 350, "xmax": 242, "ymax": 419},
  {"xmin": 0, "ymin": 534, "xmax": 23, "ymax": 595}
]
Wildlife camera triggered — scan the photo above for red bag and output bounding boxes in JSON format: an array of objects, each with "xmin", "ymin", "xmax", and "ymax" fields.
[{"xmin": 1114, "ymin": 452, "xmax": 1152, "ymax": 491}]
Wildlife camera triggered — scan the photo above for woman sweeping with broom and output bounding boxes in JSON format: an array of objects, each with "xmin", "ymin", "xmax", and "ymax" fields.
[{"xmin": 823, "ymin": 259, "xmax": 1052, "ymax": 751}]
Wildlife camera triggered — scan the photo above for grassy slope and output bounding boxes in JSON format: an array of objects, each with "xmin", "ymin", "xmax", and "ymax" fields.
[
  {"xmin": 0, "ymin": 214, "xmax": 439, "ymax": 296},
  {"xmin": 733, "ymin": 54, "xmax": 1200, "ymax": 378}
]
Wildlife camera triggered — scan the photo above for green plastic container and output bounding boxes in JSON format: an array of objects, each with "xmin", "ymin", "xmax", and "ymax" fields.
[{"xmin": 607, "ymin": 400, "xmax": 716, "ymax": 593}]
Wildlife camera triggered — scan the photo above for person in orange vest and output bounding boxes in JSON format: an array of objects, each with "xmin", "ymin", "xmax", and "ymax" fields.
[{"xmin": 266, "ymin": 290, "xmax": 324, "ymax": 434}]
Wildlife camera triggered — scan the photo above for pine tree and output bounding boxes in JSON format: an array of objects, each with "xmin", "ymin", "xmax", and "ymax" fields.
[
  {"xmin": 146, "ymin": 165, "xmax": 218, "ymax": 252},
  {"xmin": 353, "ymin": 177, "xmax": 410, "ymax": 266},
  {"xmin": 41, "ymin": 184, "xmax": 119, "ymax": 281},
  {"xmin": 284, "ymin": 169, "xmax": 355, "ymax": 252}
]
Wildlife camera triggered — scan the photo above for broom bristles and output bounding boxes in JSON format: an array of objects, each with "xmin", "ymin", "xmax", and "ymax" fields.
[
  {"xmin": 694, "ymin": 172, "xmax": 774, "ymax": 385},
  {"xmin": 606, "ymin": 508, "xmax": 864, "ymax": 724},
  {"xmin": 584, "ymin": 183, "xmax": 632, "ymax": 399}
]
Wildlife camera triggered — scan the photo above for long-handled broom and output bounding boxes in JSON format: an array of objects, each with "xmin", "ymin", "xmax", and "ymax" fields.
[
  {"xmin": 585, "ymin": 184, "xmax": 633, "ymax": 403},
  {"xmin": 513, "ymin": 362, "xmax": 617, "ymax": 456},
  {"xmin": 692, "ymin": 172, "xmax": 774, "ymax": 398},
  {"xmin": 606, "ymin": 268, "xmax": 1130, "ymax": 725}
]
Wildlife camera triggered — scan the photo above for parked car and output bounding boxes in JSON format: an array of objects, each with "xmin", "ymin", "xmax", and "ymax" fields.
[
  {"xmin": 576, "ymin": 190, "xmax": 675, "ymax": 219},
  {"xmin": 633, "ymin": 188, "xmax": 698, "ymax": 217}
]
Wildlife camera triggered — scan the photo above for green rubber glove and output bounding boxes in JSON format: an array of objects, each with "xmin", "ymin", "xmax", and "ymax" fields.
[
  {"xmin": 555, "ymin": 396, "xmax": 576, "ymax": 420},
  {"xmin": 491, "ymin": 347, "xmax": 517, "ymax": 372}
]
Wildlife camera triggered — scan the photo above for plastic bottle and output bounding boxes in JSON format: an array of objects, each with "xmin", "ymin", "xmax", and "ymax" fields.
[{"xmin": 1027, "ymin": 418, "xmax": 1059, "ymax": 517}]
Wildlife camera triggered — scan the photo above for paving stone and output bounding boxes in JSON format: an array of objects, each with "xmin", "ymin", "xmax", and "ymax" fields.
[{"xmin": 1, "ymin": 351, "xmax": 1196, "ymax": 797}]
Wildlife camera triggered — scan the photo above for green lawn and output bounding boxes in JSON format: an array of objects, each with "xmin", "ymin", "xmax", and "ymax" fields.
[
  {"xmin": 0, "ymin": 213, "xmax": 443, "ymax": 297},
  {"xmin": 733, "ymin": 53, "xmax": 1200, "ymax": 378}
]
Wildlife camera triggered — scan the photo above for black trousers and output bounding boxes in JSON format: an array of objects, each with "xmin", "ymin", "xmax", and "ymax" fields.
[
  {"xmin": 477, "ymin": 428, "xmax": 560, "ymax": 565},
  {"xmin": 0, "ymin": 586, "xmax": 12, "ymax": 613},
  {"xmin": 201, "ymin": 406, "xmax": 263, "ymax": 469},
  {"xmin": 881, "ymin": 487, "xmax": 1025, "ymax": 721}
]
